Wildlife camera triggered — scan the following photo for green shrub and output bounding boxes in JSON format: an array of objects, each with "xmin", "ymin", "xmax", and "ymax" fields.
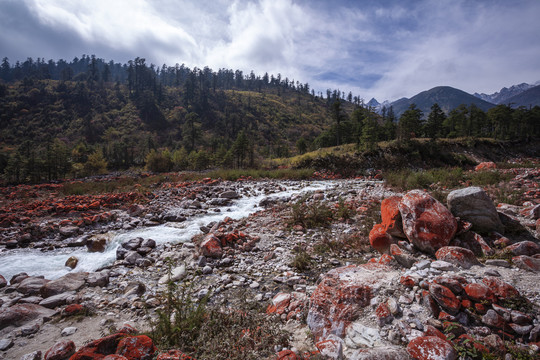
[
  {"xmin": 149, "ymin": 280, "xmax": 290, "ymax": 359},
  {"xmin": 290, "ymin": 195, "xmax": 334, "ymax": 228},
  {"xmin": 291, "ymin": 248, "xmax": 313, "ymax": 271}
]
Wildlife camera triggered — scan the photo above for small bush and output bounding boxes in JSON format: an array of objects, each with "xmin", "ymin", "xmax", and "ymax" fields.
[
  {"xmin": 149, "ymin": 280, "xmax": 290, "ymax": 359},
  {"xmin": 290, "ymin": 195, "xmax": 334, "ymax": 228},
  {"xmin": 469, "ymin": 170, "xmax": 511, "ymax": 186},
  {"xmin": 291, "ymin": 248, "xmax": 313, "ymax": 271}
]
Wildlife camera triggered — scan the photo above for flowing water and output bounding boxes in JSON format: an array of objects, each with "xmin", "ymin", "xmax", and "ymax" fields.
[{"xmin": 0, "ymin": 180, "xmax": 336, "ymax": 281}]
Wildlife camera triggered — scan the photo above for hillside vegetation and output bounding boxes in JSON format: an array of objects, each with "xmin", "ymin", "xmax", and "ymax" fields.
[{"xmin": 0, "ymin": 55, "xmax": 539, "ymax": 184}]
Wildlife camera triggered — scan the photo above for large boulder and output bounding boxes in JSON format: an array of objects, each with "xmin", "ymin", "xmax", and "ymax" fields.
[
  {"xmin": 307, "ymin": 263, "xmax": 394, "ymax": 343},
  {"xmin": 70, "ymin": 333, "xmax": 125, "ymax": 360},
  {"xmin": 41, "ymin": 272, "xmax": 87, "ymax": 298},
  {"xmin": 369, "ymin": 223, "xmax": 393, "ymax": 254},
  {"xmin": 0, "ymin": 303, "xmax": 55, "ymax": 330},
  {"xmin": 399, "ymin": 190, "xmax": 457, "ymax": 254},
  {"xmin": 447, "ymin": 187, "xmax": 504, "ymax": 234}
]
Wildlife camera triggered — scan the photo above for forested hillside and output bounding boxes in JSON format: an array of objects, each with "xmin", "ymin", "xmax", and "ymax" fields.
[{"xmin": 0, "ymin": 55, "xmax": 539, "ymax": 184}]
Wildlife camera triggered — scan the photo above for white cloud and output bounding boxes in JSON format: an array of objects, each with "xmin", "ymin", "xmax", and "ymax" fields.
[{"xmin": 27, "ymin": 0, "xmax": 199, "ymax": 63}]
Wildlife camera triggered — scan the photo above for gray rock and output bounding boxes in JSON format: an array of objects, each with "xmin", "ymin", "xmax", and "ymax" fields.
[
  {"xmin": 430, "ymin": 260, "xmax": 458, "ymax": 271},
  {"xmin": 18, "ymin": 296, "xmax": 43, "ymax": 304},
  {"xmin": 484, "ymin": 259, "xmax": 511, "ymax": 268},
  {"xmin": 345, "ymin": 323, "xmax": 382, "ymax": 348},
  {"xmin": 17, "ymin": 277, "xmax": 50, "ymax": 296},
  {"xmin": 39, "ymin": 291, "xmax": 76, "ymax": 309},
  {"xmin": 122, "ymin": 237, "xmax": 143, "ymax": 250},
  {"xmin": 124, "ymin": 251, "xmax": 142, "ymax": 265},
  {"xmin": 65, "ymin": 256, "xmax": 78, "ymax": 269},
  {"xmin": 220, "ymin": 191, "xmax": 239, "ymax": 199},
  {"xmin": 59, "ymin": 226, "xmax": 79, "ymax": 237},
  {"xmin": 61, "ymin": 326, "xmax": 77, "ymax": 336},
  {"xmin": 87, "ymin": 272, "xmax": 109, "ymax": 287},
  {"xmin": 135, "ymin": 258, "xmax": 152, "ymax": 267},
  {"xmin": 158, "ymin": 264, "xmax": 186, "ymax": 284},
  {"xmin": 41, "ymin": 272, "xmax": 87, "ymax": 298},
  {"xmin": 202, "ymin": 265, "xmax": 213, "ymax": 275},
  {"xmin": 447, "ymin": 187, "xmax": 504, "ymax": 233},
  {"xmin": 21, "ymin": 323, "xmax": 40, "ymax": 336},
  {"xmin": 124, "ymin": 282, "xmax": 146, "ymax": 298},
  {"xmin": 20, "ymin": 351, "xmax": 42, "ymax": 360},
  {"xmin": 141, "ymin": 238, "xmax": 156, "ymax": 248},
  {"xmin": 0, "ymin": 338, "xmax": 13, "ymax": 351},
  {"xmin": 116, "ymin": 246, "xmax": 128, "ymax": 260}
]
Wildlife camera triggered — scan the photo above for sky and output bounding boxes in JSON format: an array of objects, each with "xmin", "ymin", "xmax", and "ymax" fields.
[{"xmin": 1, "ymin": 0, "xmax": 540, "ymax": 102}]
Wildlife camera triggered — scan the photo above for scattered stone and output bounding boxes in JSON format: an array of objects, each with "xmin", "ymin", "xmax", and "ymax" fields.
[
  {"xmin": 158, "ymin": 264, "xmax": 186, "ymax": 284},
  {"xmin": 0, "ymin": 338, "xmax": 14, "ymax": 351},
  {"xmin": 435, "ymin": 246, "xmax": 481, "ymax": 269},
  {"xmin": 20, "ymin": 351, "xmax": 42, "ymax": 360}
]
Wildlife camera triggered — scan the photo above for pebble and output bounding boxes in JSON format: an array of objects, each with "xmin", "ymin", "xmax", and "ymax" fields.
[{"xmin": 0, "ymin": 338, "xmax": 13, "ymax": 351}]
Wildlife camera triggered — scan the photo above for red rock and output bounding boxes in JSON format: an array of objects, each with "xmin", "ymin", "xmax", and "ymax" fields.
[
  {"xmin": 378, "ymin": 254, "xmax": 394, "ymax": 265},
  {"xmin": 482, "ymin": 277, "xmax": 519, "ymax": 300},
  {"xmin": 380, "ymin": 196, "xmax": 405, "ymax": 237},
  {"xmin": 44, "ymin": 340, "xmax": 76, "ymax": 360},
  {"xmin": 424, "ymin": 325, "xmax": 446, "ymax": 340},
  {"xmin": 117, "ymin": 324, "xmax": 138, "ymax": 335},
  {"xmin": 116, "ymin": 335, "xmax": 156, "ymax": 360},
  {"xmin": 267, "ymin": 293, "xmax": 291, "ymax": 315},
  {"xmin": 435, "ymin": 246, "xmax": 480, "ymax": 269},
  {"xmin": 407, "ymin": 336, "xmax": 457, "ymax": 360},
  {"xmin": 276, "ymin": 350, "xmax": 298, "ymax": 360},
  {"xmin": 375, "ymin": 303, "xmax": 392, "ymax": 325},
  {"xmin": 103, "ymin": 356, "xmax": 128, "ymax": 360},
  {"xmin": 399, "ymin": 190, "xmax": 457, "ymax": 254},
  {"xmin": 70, "ymin": 333, "xmax": 125, "ymax": 360},
  {"xmin": 429, "ymin": 283, "xmax": 461, "ymax": 315},
  {"xmin": 438, "ymin": 311, "xmax": 456, "ymax": 322},
  {"xmin": 400, "ymin": 275, "xmax": 418, "ymax": 288},
  {"xmin": 506, "ymin": 241, "xmax": 540, "ymax": 256},
  {"xmin": 461, "ymin": 299, "xmax": 472, "ymax": 309},
  {"xmin": 474, "ymin": 303, "xmax": 488, "ymax": 314},
  {"xmin": 307, "ymin": 263, "xmax": 393, "ymax": 342},
  {"xmin": 464, "ymin": 283, "xmax": 497, "ymax": 304},
  {"xmin": 62, "ymin": 304, "xmax": 85, "ymax": 317},
  {"xmin": 199, "ymin": 234, "xmax": 223, "ymax": 259},
  {"xmin": 369, "ymin": 223, "xmax": 393, "ymax": 254},
  {"xmin": 156, "ymin": 350, "xmax": 195, "ymax": 360},
  {"xmin": 512, "ymin": 255, "xmax": 540, "ymax": 271},
  {"xmin": 422, "ymin": 290, "xmax": 440, "ymax": 318},
  {"xmin": 432, "ymin": 276, "xmax": 465, "ymax": 295},
  {"xmin": 475, "ymin": 162, "xmax": 496, "ymax": 171}
]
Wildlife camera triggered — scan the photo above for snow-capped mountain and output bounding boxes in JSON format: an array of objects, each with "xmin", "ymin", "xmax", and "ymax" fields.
[{"xmin": 474, "ymin": 83, "xmax": 537, "ymax": 104}]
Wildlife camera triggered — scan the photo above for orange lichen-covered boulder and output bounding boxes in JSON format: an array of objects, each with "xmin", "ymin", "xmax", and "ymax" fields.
[
  {"xmin": 435, "ymin": 246, "xmax": 480, "ymax": 269},
  {"xmin": 381, "ymin": 196, "xmax": 405, "ymax": 238},
  {"xmin": 116, "ymin": 335, "xmax": 156, "ymax": 360},
  {"xmin": 399, "ymin": 190, "xmax": 457, "ymax": 254},
  {"xmin": 275, "ymin": 350, "xmax": 298, "ymax": 360},
  {"xmin": 369, "ymin": 223, "xmax": 393, "ymax": 254},
  {"xmin": 306, "ymin": 263, "xmax": 393, "ymax": 342},
  {"xmin": 407, "ymin": 336, "xmax": 457, "ymax": 360}
]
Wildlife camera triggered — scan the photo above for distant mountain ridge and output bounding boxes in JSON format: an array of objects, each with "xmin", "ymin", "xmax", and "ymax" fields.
[
  {"xmin": 505, "ymin": 84, "xmax": 540, "ymax": 108},
  {"xmin": 474, "ymin": 83, "xmax": 537, "ymax": 104},
  {"xmin": 387, "ymin": 86, "xmax": 496, "ymax": 118}
]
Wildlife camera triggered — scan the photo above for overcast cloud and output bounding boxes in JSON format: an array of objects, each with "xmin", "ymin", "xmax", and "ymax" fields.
[{"xmin": 1, "ymin": 0, "xmax": 539, "ymax": 101}]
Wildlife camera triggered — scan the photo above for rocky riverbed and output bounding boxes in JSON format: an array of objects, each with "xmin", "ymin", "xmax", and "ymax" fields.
[{"xmin": 0, "ymin": 168, "xmax": 539, "ymax": 360}]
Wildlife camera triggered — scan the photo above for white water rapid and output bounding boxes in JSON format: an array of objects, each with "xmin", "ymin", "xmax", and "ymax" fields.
[{"xmin": 0, "ymin": 180, "xmax": 336, "ymax": 281}]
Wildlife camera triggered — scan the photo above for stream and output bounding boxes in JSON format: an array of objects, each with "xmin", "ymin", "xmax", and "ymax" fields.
[{"xmin": 0, "ymin": 180, "xmax": 337, "ymax": 281}]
